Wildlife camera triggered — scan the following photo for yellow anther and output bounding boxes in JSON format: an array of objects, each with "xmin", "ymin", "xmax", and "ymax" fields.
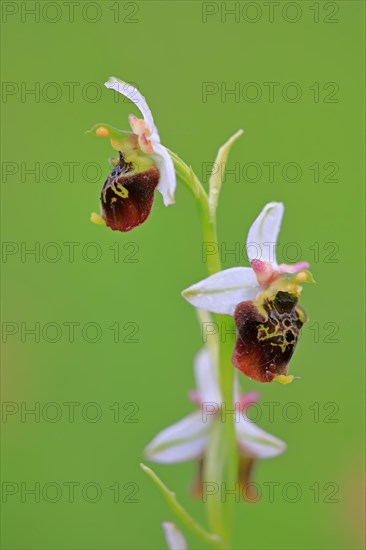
[
  {"xmin": 296, "ymin": 272, "xmax": 308, "ymax": 283},
  {"xmin": 95, "ymin": 126, "xmax": 110, "ymax": 137},
  {"xmin": 274, "ymin": 374, "xmax": 294, "ymax": 385},
  {"xmin": 90, "ymin": 212, "xmax": 105, "ymax": 225}
]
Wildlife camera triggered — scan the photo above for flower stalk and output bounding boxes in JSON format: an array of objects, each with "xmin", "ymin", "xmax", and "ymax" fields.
[
  {"xmin": 168, "ymin": 149, "xmax": 221, "ymax": 276},
  {"xmin": 215, "ymin": 314, "xmax": 237, "ymax": 542},
  {"xmin": 169, "ymin": 149, "xmax": 240, "ymax": 546},
  {"xmin": 198, "ymin": 204, "xmax": 222, "ymax": 277}
]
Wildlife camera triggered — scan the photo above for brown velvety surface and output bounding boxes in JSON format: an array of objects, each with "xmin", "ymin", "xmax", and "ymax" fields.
[
  {"xmin": 233, "ymin": 292, "xmax": 305, "ymax": 383},
  {"xmin": 101, "ymin": 166, "xmax": 160, "ymax": 232}
]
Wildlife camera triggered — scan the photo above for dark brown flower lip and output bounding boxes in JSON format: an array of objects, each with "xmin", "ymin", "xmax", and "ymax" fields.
[
  {"xmin": 191, "ymin": 454, "xmax": 258, "ymax": 502},
  {"xmin": 100, "ymin": 152, "xmax": 160, "ymax": 232},
  {"xmin": 232, "ymin": 291, "xmax": 306, "ymax": 383},
  {"xmin": 238, "ymin": 456, "xmax": 257, "ymax": 502}
]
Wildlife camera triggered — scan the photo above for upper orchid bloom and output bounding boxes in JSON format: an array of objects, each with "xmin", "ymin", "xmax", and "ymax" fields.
[
  {"xmin": 88, "ymin": 77, "xmax": 176, "ymax": 232},
  {"xmin": 182, "ymin": 202, "xmax": 314, "ymax": 384},
  {"xmin": 145, "ymin": 348, "xmax": 286, "ymax": 499}
]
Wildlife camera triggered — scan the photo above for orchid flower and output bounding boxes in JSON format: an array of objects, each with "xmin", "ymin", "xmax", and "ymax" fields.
[
  {"xmin": 145, "ymin": 348, "xmax": 286, "ymax": 499},
  {"xmin": 88, "ymin": 77, "xmax": 176, "ymax": 232},
  {"xmin": 182, "ymin": 202, "xmax": 314, "ymax": 383}
]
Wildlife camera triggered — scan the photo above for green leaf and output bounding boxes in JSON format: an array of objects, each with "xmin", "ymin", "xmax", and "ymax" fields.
[
  {"xmin": 166, "ymin": 148, "xmax": 207, "ymax": 203},
  {"xmin": 140, "ymin": 463, "xmax": 223, "ymax": 549},
  {"xmin": 209, "ymin": 130, "xmax": 244, "ymax": 222}
]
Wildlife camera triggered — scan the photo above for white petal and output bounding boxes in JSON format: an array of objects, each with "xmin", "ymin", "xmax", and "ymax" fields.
[
  {"xmin": 162, "ymin": 523, "xmax": 187, "ymax": 550},
  {"xmin": 182, "ymin": 267, "xmax": 260, "ymax": 316},
  {"xmin": 144, "ymin": 411, "xmax": 209, "ymax": 464},
  {"xmin": 104, "ymin": 76, "xmax": 158, "ymax": 138},
  {"xmin": 236, "ymin": 416, "xmax": 286, "ymax": 458},
  {"xmin": 152, "ymin": 143, "xmax": 176, "ymax": 206},
  {"xmin": 246, "ymin": 202, "xmax": 284, "ymax": 267},
  {"xmin": 194, "ymin": 348, "xmax": 221, "ymax": 405}
]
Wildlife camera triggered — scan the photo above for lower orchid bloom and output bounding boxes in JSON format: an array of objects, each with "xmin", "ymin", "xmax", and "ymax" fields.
[
  {"xmin": 144, "ymin": 348, "xmax": 286, "ymax": 500},
  {"xmin": 87, "ymin": 77, "xmax": 176, "ymax": 232},
  {"xmin": 182, "ymin": 202, "xmax": 314, "ymax": 384}
]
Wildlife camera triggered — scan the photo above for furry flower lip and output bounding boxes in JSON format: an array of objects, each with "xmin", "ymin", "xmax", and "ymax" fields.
[
  {"xmin": 182, "ymin": 202, "xmax": 314, "ymax": 384},
  {"xmin": 99, "ymin": 151, "xmax": 160, "ymax": 232},
  {"xmin": 88, "ymin": 77, "xmax": 176, "ymax": 232},
  {"xmin": 144, "ymin": 348, "xmax": 286, "ymax": 499},
  {"xmin": 233, "ymin": 291, "xmax": 307, "ymax": 383}
]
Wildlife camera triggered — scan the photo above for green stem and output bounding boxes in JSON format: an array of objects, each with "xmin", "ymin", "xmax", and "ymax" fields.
[
  {"xmin": 170, "ymin": 151, "xmax": 238, "ymax": 548},
  {"xmin": 216, "ymin": 314, "xmax": 237, "ymax": 542},
  {"xmin": 168, "ymin": 149, "xmax": 221, "ymax": 276},
  {"xmin": 140, "ymin": 464, "xmax": 224, "ymax": 549},
  {"xmin": 197, "ymin": 188, "xmax": 237, "ymax": 549},
  {"xmin": 198, "ymin": 202, "xmax": 222, "ymax": 276}
]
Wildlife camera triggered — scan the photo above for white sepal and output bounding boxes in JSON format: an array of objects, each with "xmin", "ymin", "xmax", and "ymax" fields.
[
  {"xmin": 182, "ymin": 267, "xmax": 260, "ymax": 316},
  {"xmin": 236, "ymin": 416, "xmax": 287, "ymax": 458},
  {"xmin": 104, "ymin": 76, "xmax": 158, "ymax": 138},
  {"xmin": 152, "ymin": 143, "xmax": 176, "ymax": 206},
  {"xmin": 246, "ymin": 202, "xmax": 284, "ymax": 266},
  {"xmin": 144, "ymin": 411, "xmax": 209, "ymax": 464}
]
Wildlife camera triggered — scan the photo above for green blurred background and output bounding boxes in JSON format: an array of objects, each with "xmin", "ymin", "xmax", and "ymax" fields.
[{"xmin": 1, "ymin": 1, "xmax": 364, "ymax": 548}]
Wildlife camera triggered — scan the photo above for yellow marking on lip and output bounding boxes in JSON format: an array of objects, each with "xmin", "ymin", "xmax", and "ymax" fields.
[
  {"xmin": 102, "ymin": 178, "xmax": 129, "ymax": 203},
  {"xmin": 102, "ymin": 183, "xmax": 109, "ymax": 204},
  {"xmin": 269, "ymin": 340, "xmax": 291, "ymax": 353},
  {"xmin": 257, "ymin": 322, "xmax": 284, "ymax": 342},
  {"xmin": 112, "ymin": 182, "xmax": 129, "ymax": 199}
]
